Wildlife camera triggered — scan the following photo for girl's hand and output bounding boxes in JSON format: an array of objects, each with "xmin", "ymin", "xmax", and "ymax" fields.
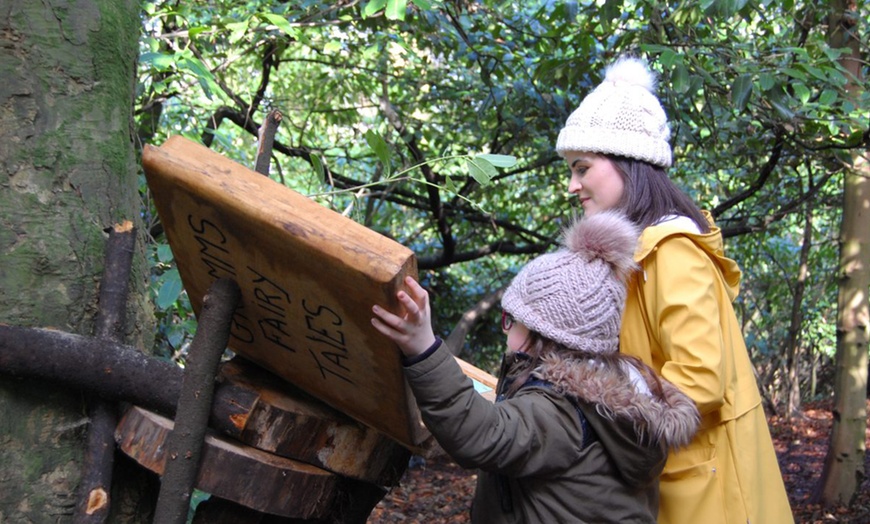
[{"xmin": 371, "ymin": 276, "xmax": 437, "ymax": 357}]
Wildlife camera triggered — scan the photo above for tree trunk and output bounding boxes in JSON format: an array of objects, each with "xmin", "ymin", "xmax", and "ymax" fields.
[
  {"xmin": 0, "ymin": 0, "xmax": 149, "ymax": 521},
  {"xmin": 786, "ymin": 202, "xmax": 813, "ymax": 418},
  {"xmin": 445, "ymin": 287, "xmax": 505, "ymax": 356},
  {"xmin": 813, "ymin": 0, "xmax": 869, "ymax": 506}
]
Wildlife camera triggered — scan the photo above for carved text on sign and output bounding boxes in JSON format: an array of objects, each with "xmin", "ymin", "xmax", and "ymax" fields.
[{"xmin": 143, "ymin": 136, "xmax": 425, "ymax": 448}]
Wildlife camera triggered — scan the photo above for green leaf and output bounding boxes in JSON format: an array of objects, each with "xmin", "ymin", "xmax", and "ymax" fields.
[
  {"xmin": 178, "ymin": 57, "xmax": 220, "ymax": 99},
  {"xmin": 311, "ymin": 153, "xmax": 325, "ymax": 182},
  {"xmin": 179, "ymin": 56, "xmax": 211, "ymax": 80},
  {"xmin": 672, "ymin": 63, "xmax": 690, "ymax": 94},
  {"xmin": 659, "ymin": 49, "xmax": 680, "ymax": 68},
  {"xmin": 782, "ymin": 68, "xmax": 807, "ymax": 81},
  {"xmin": 157, "ymin": 244, "xmax": 174, "ymax": 263},
  {"xmin": 443, "ymin": 175, "xmax": 457, "ymax": 194},
  {"xmin": 818, "ymin": 89, "xmax": 838, "ymax": 107},
  {"xmin": 188, "ymin": 26, "xmax": 208, "ymax": 39},
  {"xmin": 702, "ymin": 0, "xmax": 742, "ymax": 17},
  {"xmin": 363, "ymin": 0, "xmax": 387, "ymax": 18},
  {"xmin": 792, "ymin": 83, "xmax": 810, "ymax": 104},
  {"xmin": 140, "ymin": 52, "xmax": 176, "ymax": 69},
  {"xmin": 226, "ymin": 20, "xmax": 249, "ymax": 45},
  {"xmin": 759, "ymin": 73, "xmax": 776, "ymax": 91},
  {"xmin": 600, "ymin": 0, "xmax": 622, "ymax": 22},
  {"xmin": 732, "ymin": 74, "xmax": 753, "ymax": 111},
  {"xmin": 364, "ymin": 130, "xmax": 391, "ymax": 175},
  {"xmin": 803, "ymin": 65, "xmax": 828, "ymax": 83},
  {"xmin": 475, "ymin": 154, "xmax": 516, "ymax": 168},
  {"xmin": 156, "ymin": 269, "xmax": 183, "ymax": 310},
  {"xmin": 466, "ymin": 157, "xmax": 498, "ymax": 186},
  {"xmin": 410, "ymin": 0, "xmax": 433, "ymax": 9},
  {"xmin": 640, "ymin": 44, "xmax": 673, "ymax": 55},
  {"xmin": 260, "ymin": 13, "xmax": 296, "ymax": 37},
  {"xmin": 386, "ymin": 0, "xmax": 407, "ymax": 20},
  {"xmin": 769, "ymin": 98, "xmax": 795, "ymax": 120},
  {"xmin": 846, "ymin": 129, "xmax": 865, "ymax": 146}
]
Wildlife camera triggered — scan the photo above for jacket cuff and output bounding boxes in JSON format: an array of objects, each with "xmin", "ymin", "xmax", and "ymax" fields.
[{"xmin": 402, "ymin": 337, "xmax": 443, "ymax": 367}]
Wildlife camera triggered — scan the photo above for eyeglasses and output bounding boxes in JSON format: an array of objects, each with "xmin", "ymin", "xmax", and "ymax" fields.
[{"xmin": 501, "ymin": 310, "xmax": 514, "ymax": 331}]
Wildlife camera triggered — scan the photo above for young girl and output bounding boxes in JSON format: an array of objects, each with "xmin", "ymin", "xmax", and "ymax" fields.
[
  {"xmin": 555, "ymin": 56, "xmax": 793, "ymax": 523},
  {"xmin": 372, "ymin": 211, "xmax": 699, "ymax": 523}
]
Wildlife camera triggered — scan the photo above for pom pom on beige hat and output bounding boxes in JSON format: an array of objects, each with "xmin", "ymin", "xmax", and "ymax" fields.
[
  {"xmin": 555, "ymin": 56, "xmax": 672, "ymax": 168},
  {"xmin": 501, "ymin": 210, "xmax": 639, "ymax": 354}
]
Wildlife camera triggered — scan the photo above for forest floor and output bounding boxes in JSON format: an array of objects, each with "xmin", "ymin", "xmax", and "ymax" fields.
[{"xmin": 368, "ymin": 399, "xmax": 870, "ymax": 523}]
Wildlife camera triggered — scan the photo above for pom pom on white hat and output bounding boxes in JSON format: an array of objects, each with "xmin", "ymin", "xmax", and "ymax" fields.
[{"xmin": 555, "ymin": 56, "xmax": 672, "ymax": 168}]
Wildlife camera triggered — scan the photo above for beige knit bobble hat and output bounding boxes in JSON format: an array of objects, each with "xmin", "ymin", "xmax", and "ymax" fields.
[
  {"xmin": 501, "ymin": 210, "xmax": 639, "ymax": 354},
  {"xmin": 555, "ymin": 56, "xmax": 672, "ymax": 168}
]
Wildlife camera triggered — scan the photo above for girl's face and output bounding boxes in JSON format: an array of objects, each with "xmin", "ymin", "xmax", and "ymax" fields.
[
  {"xmin": 503, "ymin": 314, "xmax": 531, "ymax": 353},
  {"xmin": 565, "ymin": 152, "xmax": 625, "ymax": 215}
]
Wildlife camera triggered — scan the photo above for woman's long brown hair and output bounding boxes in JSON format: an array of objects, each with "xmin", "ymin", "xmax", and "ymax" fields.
[{"xmin": 610, "ymin": 156, "xmax": 711, "ymax": 234}]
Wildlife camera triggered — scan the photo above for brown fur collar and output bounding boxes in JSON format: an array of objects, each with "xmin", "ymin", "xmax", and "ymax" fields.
[{"xmin": 535, "ymin": 353, "xmax": 699, "ymax": 449}]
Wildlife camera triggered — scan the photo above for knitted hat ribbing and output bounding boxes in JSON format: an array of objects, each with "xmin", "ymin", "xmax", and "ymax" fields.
[
  {"xmin": 501, "ymin": 211, "xmax": 638, "ymax": 354},
  {"xmin": 555, "ymin": 56, "xmax": 672, "ymax": 167}
]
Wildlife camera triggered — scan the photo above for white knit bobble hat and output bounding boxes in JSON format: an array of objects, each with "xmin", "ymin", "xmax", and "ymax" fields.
[
  {"xmin": 501, "ymin": 210, "xmax": 639, "ymax": 354},
  {"xmin": 555, "ymin": 56, "xmax": 672, "ymax": 168}
]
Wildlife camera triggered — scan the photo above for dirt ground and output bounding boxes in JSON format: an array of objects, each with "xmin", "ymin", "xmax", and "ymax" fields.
[{"xmin": 368, "ymin": 400, "xmax": 870, "ymax": 523}]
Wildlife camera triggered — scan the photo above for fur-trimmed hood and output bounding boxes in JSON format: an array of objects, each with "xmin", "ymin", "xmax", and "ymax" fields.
[{"xmin": 535, "ymin": 353, "xmax": 699, "ymax": 450}]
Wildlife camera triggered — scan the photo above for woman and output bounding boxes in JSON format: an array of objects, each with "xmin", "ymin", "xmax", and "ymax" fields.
[
  {"xmin": 372, "ymin": 211, "xmax": 699, "ymax": 522},
  {"xmin": 554, "ymin": 56, "xmax": 793, "ymax": 523}
]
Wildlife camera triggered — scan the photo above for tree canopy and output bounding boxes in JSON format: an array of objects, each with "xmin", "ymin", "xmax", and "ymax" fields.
[{"xmin": 137, "ymin": 0, "xmax": 869, "ymax": 386}]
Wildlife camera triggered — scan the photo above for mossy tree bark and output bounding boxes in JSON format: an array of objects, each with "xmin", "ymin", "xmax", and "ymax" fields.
[{"xmin": 0, "ymin": 0, "xmax": 152, "ymax": 521}]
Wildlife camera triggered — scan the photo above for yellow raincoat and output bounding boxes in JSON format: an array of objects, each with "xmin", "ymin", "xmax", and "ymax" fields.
[{"xmin": 619, "ymin": 212, "xmax": 793, "ymax": 524}]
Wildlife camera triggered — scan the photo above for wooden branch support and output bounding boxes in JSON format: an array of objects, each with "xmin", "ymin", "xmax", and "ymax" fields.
[
  {"xmin": 0, "ymin": 326, "xmax": 409, "ymax": 485},
  {"xmin": 153, "ymin": 277, "xmax": 241, "ymax": 524},
  {"xmin": 74, "ymin": 220, "xmax": 137, "ymax": 523},
  {"xmin": 74, "ymin": 401, "xmax": 117, "ymax": 522},
  {"xmin": 93, "ymin": 221, "xmax": 137, "ymax": 341},
  {"xmin": 0, "ymin": 325, "xmax": 240, "ymax": 423},
  {"xmin": 255, "ymin": 109, "xmax": 282, "ymax": 176}
]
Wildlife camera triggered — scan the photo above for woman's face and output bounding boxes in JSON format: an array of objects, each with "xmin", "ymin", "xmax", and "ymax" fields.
[{"xmin": 565, "ymin": 152, "xmax": 625, "ymax": 215}]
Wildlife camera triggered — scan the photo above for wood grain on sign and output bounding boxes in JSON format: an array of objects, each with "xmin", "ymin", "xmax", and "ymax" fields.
[{"xmin": 142, "ymin": 136, "xmax": 424, "ymax": 449}]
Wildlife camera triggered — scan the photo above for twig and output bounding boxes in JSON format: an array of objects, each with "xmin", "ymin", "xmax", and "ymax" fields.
[
  {"xmin": 152, "ymin": 278, "xmax": 241, "ymax": 524},
  {"xmin": 254, "ymin": 109, "xmax": 282, "ymax": 176},
  {"xmin": 74, "ymin": 220, "xmax": 136, "ymax": 523}
]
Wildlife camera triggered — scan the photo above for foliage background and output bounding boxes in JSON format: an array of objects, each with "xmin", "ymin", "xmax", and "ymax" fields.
[{"xmin": 135, "ymin": 0, "xmax": 869, "ymax": 408}]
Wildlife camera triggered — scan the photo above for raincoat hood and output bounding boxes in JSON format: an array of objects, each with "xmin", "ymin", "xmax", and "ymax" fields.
[{"xmin": 635, "ymin": 211, "xmax": 741, "ymax": 300}]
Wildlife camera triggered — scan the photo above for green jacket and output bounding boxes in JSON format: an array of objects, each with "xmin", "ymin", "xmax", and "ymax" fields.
[
  {"xmin": 403, "ymin": 341, "xmax": 699, "ymax": 523},
  {"xmin": 619, "ymin": 212, "xmax": 793, "ymax": 523}
]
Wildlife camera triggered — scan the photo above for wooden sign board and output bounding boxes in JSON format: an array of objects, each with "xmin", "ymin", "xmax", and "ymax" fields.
[{"xmin": 142, "ymin": 136, "xmax": 425, "ymax": 449}]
